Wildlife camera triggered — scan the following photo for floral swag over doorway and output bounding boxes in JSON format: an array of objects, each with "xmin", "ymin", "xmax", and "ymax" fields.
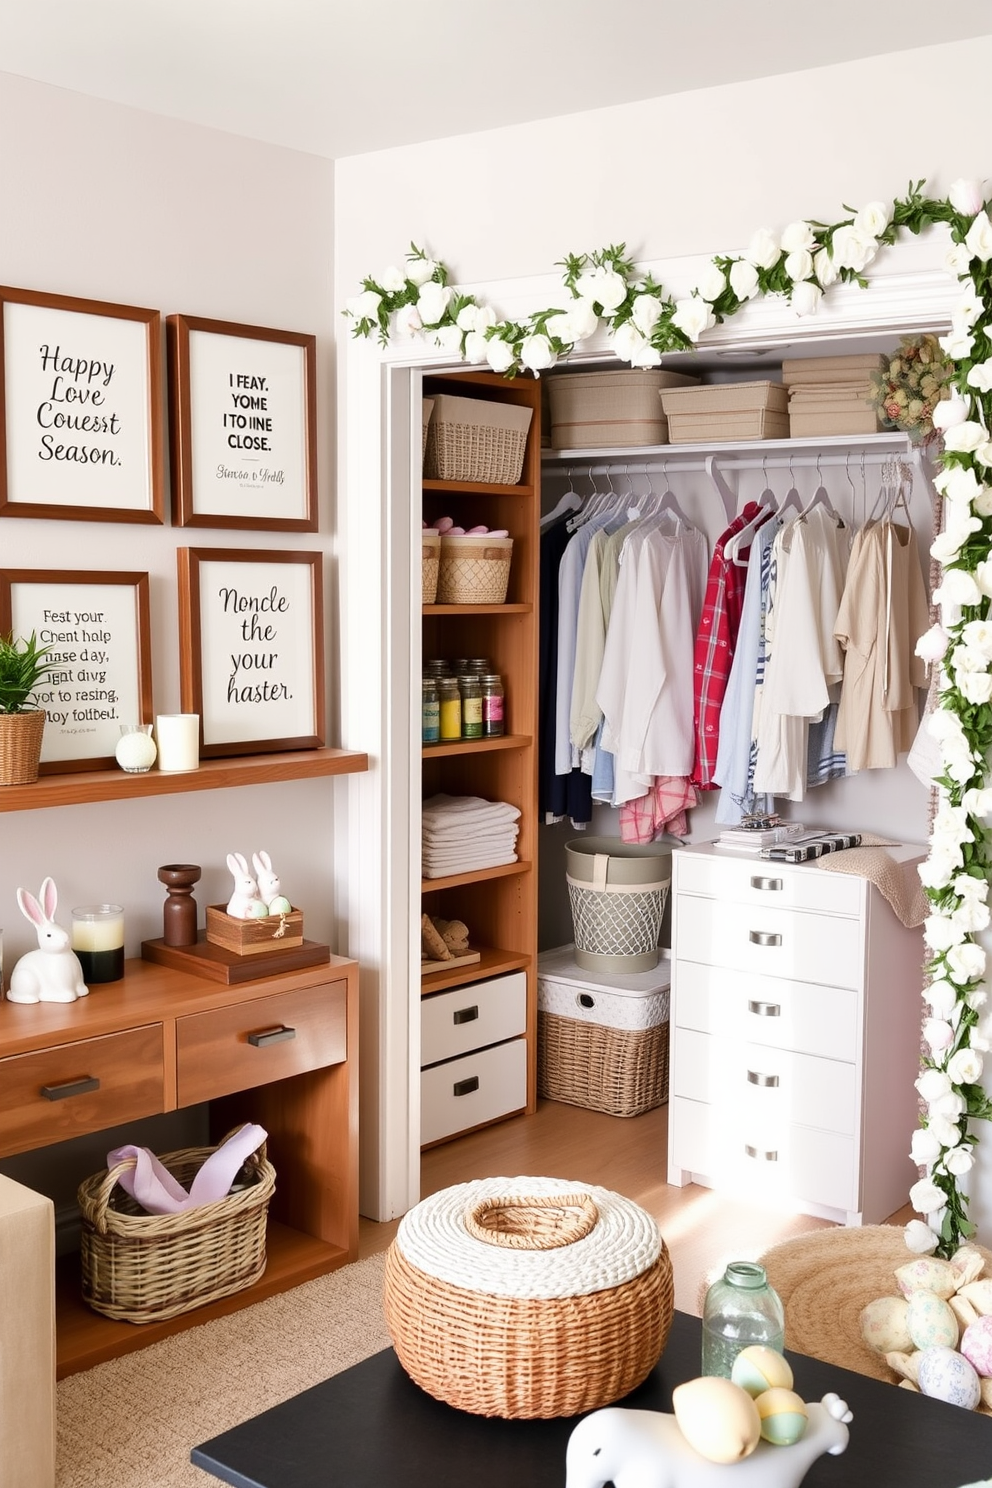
[{"xmin": 347, "ymin": 179, "xmax": 992, "ymax": 1261}]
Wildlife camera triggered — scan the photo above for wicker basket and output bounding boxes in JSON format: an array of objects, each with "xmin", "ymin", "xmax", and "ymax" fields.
[
  {"xmin": 0, "ymin": 709, "xmax": 46, "ymax": 786},
  {"xmin": 78, "ymin": 1129, "xmax": 275, "ymax": 1324},
  {"xmin": 424, "ymin": 394, "xmax": 533, "ymax": 484},
  {"xmin": 384, "ymin": 1177, "xmax": 674, "ymax": 1418},
  {"xmin": 436, "ymin": 533, "xmax": 513, "ymax": 604},
  {"xmin": 422, "ymin": 530, "xmax": 440, "ymax": 604},
  {"xmin": 421, "ymin": 397, "xmax": 434, "ymax": 465},
  {"xmin": 538, "ymin": 1012, "xmax": 669, "ymax": 1117}
]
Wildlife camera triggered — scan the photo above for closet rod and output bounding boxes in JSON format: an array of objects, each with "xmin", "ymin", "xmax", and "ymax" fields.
[{"xmin": 542, "ymin": 449, "xmax": 926, "ymax": 477}]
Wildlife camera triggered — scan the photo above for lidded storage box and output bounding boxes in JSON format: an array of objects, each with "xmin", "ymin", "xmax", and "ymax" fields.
[
  {"xmin": 660, "ymin": 380, "xmax": 789, "ymax": 443},
  {"xmin": 547, "ymin": 368, "xmax": 699, "ymax": 450},
  {"xmin": 424, "ymin": 394, "xmax": 533, "ymax": 484},
  {"xmin": 538, "ymin": 943, "xmax": 671, "ymax": 1117}
]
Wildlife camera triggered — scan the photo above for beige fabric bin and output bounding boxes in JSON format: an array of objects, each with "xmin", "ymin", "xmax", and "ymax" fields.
[
  {"xmin": 424, "ymin": 394, "xmax": 532, "ymax": 484},
  {"xmin": 661, "ymin": 381, "xmax": 789, "ymax": 443},
  {"xmin": 548, "ymin": 368, "xmax": 698, "ymax": 450}
]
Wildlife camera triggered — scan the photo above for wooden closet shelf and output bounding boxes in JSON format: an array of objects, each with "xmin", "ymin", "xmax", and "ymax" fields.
[
  {"xmin": 421, "ymin": 859, "xmax": 532, "ymax": 894},
  {"xmin": 423, "ymin": 478, "xmax": 536, "ymax": 497},
  {"xmin": 423, "ymin": 733, "xmax": 532, "ymax": 759},
  {"xmin": 419, "ymin": 945, "xmax": 530, "ymax": 996},
  {"xmin": 423, "ymin": 602, "xmax": 532, "ymax": 617}
]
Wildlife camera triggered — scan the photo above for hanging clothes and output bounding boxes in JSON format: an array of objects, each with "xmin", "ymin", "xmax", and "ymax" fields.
[
  {"xmin": 539, "ymin": 516, "xmax": 592, "ymax": 826},
  {"xmin": 713, "ymin": 517, "xmax": 779, "ymax": 825}
]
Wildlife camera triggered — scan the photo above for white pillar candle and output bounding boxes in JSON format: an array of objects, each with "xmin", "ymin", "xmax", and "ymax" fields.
[
  {"xmin": 71, "ymin": 906, "xmax": 124, "ymax": 952},
  {"xmin": 156, "ymin": 714, "xmax": 200, "ymax": 772}
]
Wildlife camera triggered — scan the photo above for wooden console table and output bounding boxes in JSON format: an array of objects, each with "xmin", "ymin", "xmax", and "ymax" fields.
[{"xmin": 0, "ymin": 954, "xmax": 358, "ymax": 1378}]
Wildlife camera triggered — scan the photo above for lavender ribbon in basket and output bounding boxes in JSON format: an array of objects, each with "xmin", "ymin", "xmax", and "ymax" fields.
[{"xmin": 106, "ymin": 1123, "xmax": 267, "ymax": 1216}]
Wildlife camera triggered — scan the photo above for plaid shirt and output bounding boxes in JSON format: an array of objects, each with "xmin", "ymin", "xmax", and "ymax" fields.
[{"xmin": 691, "ymin": 502, "xmax": 764, "ymax": 789}]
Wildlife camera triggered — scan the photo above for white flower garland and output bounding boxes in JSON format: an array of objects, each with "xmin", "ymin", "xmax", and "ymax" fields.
[{"xmin": 347, "ymin": 178, "xmax": 992, "ymax": 1259}]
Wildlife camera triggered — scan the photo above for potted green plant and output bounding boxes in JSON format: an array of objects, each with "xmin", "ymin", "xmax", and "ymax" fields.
[{"xmin": 0, "ymin": 631, "xmax": 55, "ymax": 785}]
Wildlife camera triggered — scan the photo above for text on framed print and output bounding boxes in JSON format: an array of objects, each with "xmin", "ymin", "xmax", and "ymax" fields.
[{"xmin": 0, "ymin": 287, "xmax": 164, "ymax": 523}]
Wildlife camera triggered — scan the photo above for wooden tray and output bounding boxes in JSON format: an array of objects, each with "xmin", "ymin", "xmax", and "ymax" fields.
[
  {"xmin": 420, "ymin": 949, "xmax": 482, "ymax": 978},
  {"xmin": 141, "ymin": 933, "xmax": 331, "ymax": 984}
]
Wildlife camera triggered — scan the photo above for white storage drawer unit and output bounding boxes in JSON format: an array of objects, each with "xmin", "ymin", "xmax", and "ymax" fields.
[
  {"xmin": 668, "ymin": 841, "xmax": 925, "ymax": 1226},
  {"xmin": 420, "ymin": 971, "xmax": 527, "ymax": 1146}
]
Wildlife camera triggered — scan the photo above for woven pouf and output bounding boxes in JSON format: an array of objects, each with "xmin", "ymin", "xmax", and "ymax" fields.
[{"xmin": 383, "ymin": 1175, "xmax": 674, "ymax": 1418}]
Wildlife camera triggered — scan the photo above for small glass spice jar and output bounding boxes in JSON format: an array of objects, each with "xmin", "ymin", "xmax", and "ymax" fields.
[
  {"xmin": 438, "ymin": 676, "xmax": 462, "ymax": 742},
  {"xmin": 422, "ymin": 676, "xmax": 440, "ymax": 744},
  {"xmin": 701, "ymin": 1261, "xmax": 785, "ymax": 1379},
  {"xmin": 481, "ymin": 674, "xmax": 505, "ymax": 737},
  {"xmin": 459, "ymin": 674, "xmax": 483, "ymax": 740}
]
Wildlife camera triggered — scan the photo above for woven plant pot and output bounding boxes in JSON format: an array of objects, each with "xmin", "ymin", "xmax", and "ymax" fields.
[
  {"xmin": 0, "ymin": 709, "xmax": 46, "ymax": 785},
  {"xmin": 384, "ymin": 1177, "xmax": 674, "ymax": 1418},
  {"xmin": 78, "ymin": 1130, "xmax": 275, "ymax": 1324}
]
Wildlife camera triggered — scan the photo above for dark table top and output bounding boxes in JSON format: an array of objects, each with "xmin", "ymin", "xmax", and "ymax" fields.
[{"xmin": 192, "ymin": 1311, "xmax": 992, "ymax": 1488}]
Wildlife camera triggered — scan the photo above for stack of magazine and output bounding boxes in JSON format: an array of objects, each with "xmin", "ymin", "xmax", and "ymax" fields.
[{"xmin": 716, "ymin": 820, "xmax": 862, "ymax": 863}]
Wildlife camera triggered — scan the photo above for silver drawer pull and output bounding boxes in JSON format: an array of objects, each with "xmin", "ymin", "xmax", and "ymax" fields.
[
  {"xmin": 452, "ymin": 1006, "xmax": 479, "ymax": 1025},
  {"xmin": 748, "ymin": 999, "xmax": 781, "ymax": 1017},
  {"xmin": 248, "ymin": 1025, "xmax": 297, "ymax": 1048},
  {"xmin": 749, "ymin": 930, "xmax": 782, "ymax": 947},
  {"xmin": 750, "ymin": 875, "xmax": 783, "ymax": 891},
  {"xmin": 41, "ymin": 1075, "xmax": 100, "ymax": 1101},
  {"xmin": 453, "ymin": 1075, "xmax": 480, "ymax": 1097},
  {"xmin": 747, "ymin": 1070, "xmax": 780, "ymax": 1088},
  {"xmin": 745, "ymin": 1144, "xmax": 779, "ymax": 1162}
]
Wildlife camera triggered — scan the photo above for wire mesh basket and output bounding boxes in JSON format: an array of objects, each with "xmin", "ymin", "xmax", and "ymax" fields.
[{"xmin": 565, "ymin": 838, "xmax": 671, "ymax": 973}]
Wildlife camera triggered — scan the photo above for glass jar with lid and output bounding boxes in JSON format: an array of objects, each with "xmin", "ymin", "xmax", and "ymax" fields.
[
  {"xmin": 459, "ymin": 674, "xmax": 483, "ymax": 740},
  {"xmin": 701, "ymin": 1261, "xmax": 785, "ymax": 1378},
  {"xmin": 481, "ymin": 674, "xmax": 505, "ymax": 737},
  {"xmin": 438, "ymin": 677, "xmax": 462, "ymax": 742},
  {"xmin": 422, "ymin": 677, "xmax": 440, "ymax": 744}
]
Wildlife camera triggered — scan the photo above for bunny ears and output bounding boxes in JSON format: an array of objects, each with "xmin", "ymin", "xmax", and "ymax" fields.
[{"xmin": 17, "ymin": 877, "xmax": 58, "ymax": 927}]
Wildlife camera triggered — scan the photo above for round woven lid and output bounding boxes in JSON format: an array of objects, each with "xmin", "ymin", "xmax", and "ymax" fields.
[
  {"xmin": 759, "ymin": 1224, "xmax": 992, "ymax": 1383},
  {"xmin": 396, "ymin": 1175, "xmax": 662, "ymax": 1299}
]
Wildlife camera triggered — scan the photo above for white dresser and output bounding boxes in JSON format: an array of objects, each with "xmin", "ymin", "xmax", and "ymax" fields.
[{"xmin": 668, "ymin": 841, "xmax": 925, "ymax": 1226}]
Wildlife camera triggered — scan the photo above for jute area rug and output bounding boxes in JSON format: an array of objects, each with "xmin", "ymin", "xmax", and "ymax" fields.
[{"xmin": 56, "ymin": 1252, "xmax": 391, "ymax": 1488}]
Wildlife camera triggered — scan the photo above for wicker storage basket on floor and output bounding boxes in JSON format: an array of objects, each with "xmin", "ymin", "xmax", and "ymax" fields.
[
  {"xmin": 436, "ymin": 533, "xmax": 513, "ymax": 604},
  {"xmin": 384, "ymin": 1176, "xmax": 674, "ymax": 1419},
  {"xmin": 424, "ymin": 394, "xmax": 533, "ymax": 484},
  {"xmin": 78, "ymin": 1129, "xmax": 275, "ymax": 1324}
]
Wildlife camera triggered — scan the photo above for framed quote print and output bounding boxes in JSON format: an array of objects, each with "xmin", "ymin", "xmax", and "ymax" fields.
[
  {"xmin": 168, "ymin": 315, "xmax": 318, "ymax": 531},
  {"xmin": 0, "ymin": 569, "xmax": 153, "ymax": 772},
  {"xmin": 177, "ymin": 547, "xmax": 324, "ymax": 756},
  {"xmin": 0, "ymin": 286, "xmax": 165, "ymax": 523}
]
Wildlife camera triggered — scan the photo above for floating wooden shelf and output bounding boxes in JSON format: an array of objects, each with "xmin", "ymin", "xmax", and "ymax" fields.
[{"xmin": 0, "ymin": 746, "xmax": 368, "ymax": 813}]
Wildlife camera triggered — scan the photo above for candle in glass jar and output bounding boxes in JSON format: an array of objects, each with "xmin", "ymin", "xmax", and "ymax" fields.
[
  {"xmin": 71, "ymin": 905, "xmax": 124, "ymax": 983},
  {"xmin": 155, "ymin": 714, "xmax": 200, "ymax": 772}
]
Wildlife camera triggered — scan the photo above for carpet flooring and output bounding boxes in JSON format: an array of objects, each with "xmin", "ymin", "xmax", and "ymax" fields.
[{"xmin": 56, "ymin": 1252, "xmax": 391, "ymax": 1488}]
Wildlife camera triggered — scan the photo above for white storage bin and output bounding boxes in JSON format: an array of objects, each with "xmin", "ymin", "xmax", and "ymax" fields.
[
  {"xmin": 537, "ymin": 945, "xmax": 670, "ymax": 1028},
  {"xmin": 421, "ymin": 1037, "xmax": 527, "ymax": 1146},
  {"xmin": 421, "ymin": 972, "xmax": 527, "ymax": 1067}
]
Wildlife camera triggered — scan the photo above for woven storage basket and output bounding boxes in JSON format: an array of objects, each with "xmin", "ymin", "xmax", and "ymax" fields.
[
  {"xmin": 384, "ymin": 1176, "xmax": 674, "ymax": 1418},
  {"xmin": 0, "ymin": 709, "xmax": 46, "ymax": 785},
  {"xmin": 421, "ymin": 397, "xmax": 434, "ymax": 464},
  {"xmin": 565, "ymin": 837, "xmax": 671, "ymax": 974},
  {"xmin": 78, "ymin": 1129, "xmax": 275, "ymax": 1324},
  {"xmin": 436, "ymin": 533, "xmax": 513, "ymax": 604},
  {"xmin": 422, "ymin": 530, "xmax": 440, "ymax": 604},
  {"xmin": 424, "ymin": 394, "xmax": 532, "ymax": 484}
]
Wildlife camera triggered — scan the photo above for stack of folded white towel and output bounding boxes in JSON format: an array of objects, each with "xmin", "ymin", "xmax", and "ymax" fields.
[{"xmin": 422, "ymin": 793, "xmax": 521, "ymax": 878}]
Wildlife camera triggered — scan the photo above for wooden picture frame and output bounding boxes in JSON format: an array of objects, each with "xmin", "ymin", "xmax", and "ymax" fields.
[
  {"xmin": 0, "ymin": 286, "xmax": 164, "ymax": 523},
  {"xmin": 0, "ymin": 569, "xmax": 153, "ymax": 772},
  {"xmin": 177, "ymin": 547, "xmax": 324, "ymax": 757},
  {"xmin": 168, "ymin": 314, "xmax": 317, "ymax": 531}
]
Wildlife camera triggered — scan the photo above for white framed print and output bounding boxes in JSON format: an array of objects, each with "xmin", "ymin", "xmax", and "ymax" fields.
[
  {"xmin": 0, "ymin": 287, "xmax": 165, "ymax": 523},
  {"xmin": 168, "ymin": 315, "xmax": 317, "ymax": 531},
  {"xmin": 177, "ymin": 547, "xmax": 324, "ymax": 756}
]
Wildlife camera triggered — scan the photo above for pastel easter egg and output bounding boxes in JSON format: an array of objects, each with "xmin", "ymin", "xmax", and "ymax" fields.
[
  {"xmin": 961, "ymin": 1315, "xmax": 992, "ymax": 1377},
  {"xmin": 894, "ymin": 1257, "xmax": 958, "ymax": 1300},
  {"xmin": 466, "ymin": 525, "xmax": 489, "ymax": 534},
  {"xmin": 435, "ymin": 516, "xmax": 454, "ymax": 533},
  {"xmin": 672, "ymin": 1377, "xmax": 760, "ymax": 1464},
  {"xmin": 860, "ymin": 1295, "xmax": 912, "ymax": 1354},
  {"xmin": 731, "ymin": 1345, "xmax": 794, "ymax": 1397},
  {"xmin": 916, "ymin": 1345, "xmax": 981, "ymax": 1409},
  {"xmin": 755, "ymin": 1387, "xmax": 808, "ymax": 1446},
  {"xmin": 267, "ymin": 895, "xmax": 292, "ymax": 916},
  {"xmin": 246, "ymin": 899, "xmax": 270, "ymax": 920},
  {"xmin": 906, "ymin": 1289, "xmax": 959, "ymax": 1351}
]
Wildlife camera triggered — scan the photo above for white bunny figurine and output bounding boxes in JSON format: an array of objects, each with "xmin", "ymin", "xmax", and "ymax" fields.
[
  {"xmin": 8, "ymin": 878, "xmax": 89, "ymax": 1003},
  {"xmin": 226, "ymin": 852, "xmax": 262, "ymax": 918},
  {"xmin": 252, "ymin": 850, "xmax": 280, "ymax": 907}
]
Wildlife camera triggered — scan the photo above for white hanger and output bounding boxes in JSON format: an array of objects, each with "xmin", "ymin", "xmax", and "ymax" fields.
[
  {"xmin": 798, "ymin": 453, "xmax": 840, "ymax": 523},
  {"xmin": 725, "ymin": 456, "xmax": 777, "ymax": 566},
  {"xmin": 541, "ymin": 466, "xmax": 583, "ymax": 530},
  {"xmin": 650, "ymin": 459, "xmax": 695, "ymax": 530},
  {"xmin": 778, "ymin": 454, "xmax": 804, "ymax": 520}
]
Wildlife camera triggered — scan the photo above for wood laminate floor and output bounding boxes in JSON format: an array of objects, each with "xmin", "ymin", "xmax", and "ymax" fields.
[{"xmin": 357, "ymin": 1099, "xmax": 913, "ymax": 1315}]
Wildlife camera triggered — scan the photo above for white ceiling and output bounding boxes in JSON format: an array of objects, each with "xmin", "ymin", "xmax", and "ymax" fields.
[{"xmin": 1, "ymin": 0, "xmax": 990, "ymax": 160}]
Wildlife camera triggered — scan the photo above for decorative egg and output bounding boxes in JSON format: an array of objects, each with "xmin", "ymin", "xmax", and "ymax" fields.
[
  {"xmin": 246, "ymin": 899, "xmax": 270, "ymax": 919},
  {"xmin": 754, "ymin": 1387, "xmax": 808, "ymax": 1446},
  {"xmin": 906, "ymin": 1289, "xmax": 959, "ymax": 1351},
  {"xmin": 961, "ymin": 1315, "xmax": 992, "ymax": 1377},
  {"xmin": 731, "ymin": 1345, "xmax": 794, "ymax": 1397},
  {"xmin": 860, "ymin": 1295, "xmax": 913, "ymax": 1354},
  {"xmin": 894, "ymin": 1257, "xmax": 958, "ymax": 1300},
  {"xmin": 672, "ymin": 1377, "xmax": 761, "ymax": 1464},
  {"xmin": 267, "ymin": 895, "xmax": 292, "ymax": 916},
  {"xmin": 916, "ymin": 1345, "xmax": 981, "ymax": 1410}
]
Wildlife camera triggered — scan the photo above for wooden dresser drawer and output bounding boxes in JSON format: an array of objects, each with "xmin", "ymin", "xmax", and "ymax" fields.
[
  {"xmin": 0, "ymin": 1024, "xmax": 164, "ymax": 1157},
  {"xmin": 671, "ymin": 1028, "xmax": 857, "ymax": 1137},
  {"xmin": 674, "ymin": 852, "xmax": 864, "ymax": 916},
  {"xmin": 674, "ymin": 895, "xmax": 863, "ymax": 989},
  {"xmin": 673, "ymin": 960, "xmax": 859, "ymax": 1063},
  {"xmin": 421, "ymin": 972, "xmax": 527, "ymax": 1068},
  {"xmin": 177, "ymin": 980, "xmax": 347, "ymax": 1106}
]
